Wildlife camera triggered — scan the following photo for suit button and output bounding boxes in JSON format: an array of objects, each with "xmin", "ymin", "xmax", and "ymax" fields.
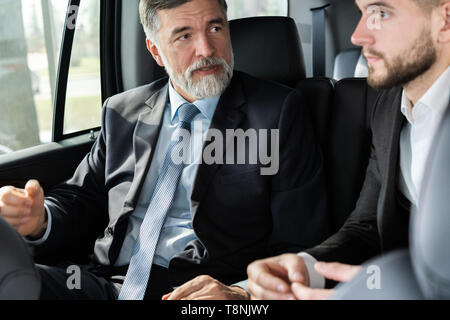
[{"xmin": 107, "ymin": 227, "xmax": 114, "ymax": 236}]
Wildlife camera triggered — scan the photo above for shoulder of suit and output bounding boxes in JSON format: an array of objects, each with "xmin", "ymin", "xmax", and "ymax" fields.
[
  {"xmin": 104, "ymin": 77, "xmax": 169, "ymax": 113},
  {"xmin": 376, "ymin": 86, "xmax": 403, "ymax": 104},
  {"xmin": 371, "ymin": 86, "xmax": 403, "ymax": 122}
]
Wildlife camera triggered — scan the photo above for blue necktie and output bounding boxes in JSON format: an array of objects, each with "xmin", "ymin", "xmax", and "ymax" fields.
[{"xmin": 118, "ymin": 103, "xmax": 200, "ymax": 300}]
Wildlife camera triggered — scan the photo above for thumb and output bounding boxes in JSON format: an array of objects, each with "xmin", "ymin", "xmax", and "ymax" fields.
[
  {"xmin": 25, "ymin": 180, "xmax": 41, "ymax": 198},
  {"xmin": 314, "ymin": 262, "xmax": 362, "ymax": 283},
  {"xmin": 278, "ymin": 255, "xmax": 308, "ymax": 284},
  {"xmin": 161, "ymin": 292, "xmax": 172, "ymax": 300}
]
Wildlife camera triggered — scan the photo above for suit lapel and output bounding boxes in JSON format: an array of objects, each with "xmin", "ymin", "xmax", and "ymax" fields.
[
  {"xmin": 122, "ymin": 83, "xmax": 169, "ymax": 213},
  {"xmin": 378, "ymin": 89, "xmax": 406, "ymax": 247},
  {"xmin": 190, "ymin": 74, "xmax": 247, "ymax": 217}
]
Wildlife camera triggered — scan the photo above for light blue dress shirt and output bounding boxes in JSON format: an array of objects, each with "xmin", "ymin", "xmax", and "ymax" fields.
[
  {"xmin": 115, "ymin": 82, "xmax": 220, "ymax": 267},
  {"xmin": 28, "ymin": 81, "xmax": 220, "ymax": 269}
]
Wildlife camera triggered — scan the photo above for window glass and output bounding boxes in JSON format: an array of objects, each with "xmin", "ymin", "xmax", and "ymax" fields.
[
  {"xmin": 227, "ymin": 0, "xmax": 288, "ymax": 20},
  {"xmin": 0, "ymin": 0, "xmax": 66, "ymax": 154},
  {"xmin": 64, "ymin": 0, "xmax": 101, "ymax": 135}
]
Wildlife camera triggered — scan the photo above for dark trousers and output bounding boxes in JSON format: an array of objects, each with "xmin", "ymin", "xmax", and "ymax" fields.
[
  {"xmin": 0, "ymin": 217, "xmax": 172, "ymax": 300},
  {"xmin": 37, "ymin": 263, "xmax": 173, "ymax": 300},
  {"xmin": 0, "ymin": 217, "xmax": 41, "ymax": 300}
]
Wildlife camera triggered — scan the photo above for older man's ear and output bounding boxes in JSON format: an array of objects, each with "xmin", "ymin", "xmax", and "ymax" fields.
[{"xmin": 146, "ymin": 39, "xmax": 164, "ymax": 67}]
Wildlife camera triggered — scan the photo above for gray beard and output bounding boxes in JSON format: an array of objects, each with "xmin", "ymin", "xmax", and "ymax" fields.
[{"xmin": 160, "ymin": 52, "xmax": 234, "ymax": 99}]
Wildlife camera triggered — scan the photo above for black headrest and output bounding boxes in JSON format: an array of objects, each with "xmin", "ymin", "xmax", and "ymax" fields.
[
  {"xmin": 229, "ymin": 16, "xmax": 306, "ymax": 87},
  {"xmin": 411, "ymin": 104, "xmax": 450, "ymax": 299}
]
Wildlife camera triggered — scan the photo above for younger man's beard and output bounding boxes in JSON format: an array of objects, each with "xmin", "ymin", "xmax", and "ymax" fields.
[{"xmin": 365, "ymin": 28, "xmax": 437, "ymax": 90}]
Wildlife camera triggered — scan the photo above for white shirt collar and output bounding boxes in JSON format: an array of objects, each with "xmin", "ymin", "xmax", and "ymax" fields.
[{"xmin": 401, "ymin": 67, "xmax": 450, "ymax": 124}]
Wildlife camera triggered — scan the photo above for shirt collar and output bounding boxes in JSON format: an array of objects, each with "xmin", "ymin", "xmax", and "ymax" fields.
[
  {"xmin": 400, "ymin": 92, "xmax": 415, "ymax": 124},
  {"xmin": 168, "ymin": 80, "xmax": 220, "ymax": 124},
  {"xmin": 401, "ymin": 67, "xmax": 450, "ymax": 124}
]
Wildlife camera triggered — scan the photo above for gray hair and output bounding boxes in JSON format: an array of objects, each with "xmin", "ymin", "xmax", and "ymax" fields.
[{"xmin": 139, "ymin": 0, "xmax": 228, "ymax": 42}]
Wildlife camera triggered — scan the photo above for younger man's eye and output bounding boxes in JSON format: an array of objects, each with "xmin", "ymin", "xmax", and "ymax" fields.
[{"xmin": 380, "ymin": 11, "xmax": 390, "ymax": 19}]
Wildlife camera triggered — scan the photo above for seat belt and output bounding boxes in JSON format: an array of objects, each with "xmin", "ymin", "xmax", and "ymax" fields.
[{"xmin": 310, "ymin": 4, "xmax": 331, "ymax": 77}]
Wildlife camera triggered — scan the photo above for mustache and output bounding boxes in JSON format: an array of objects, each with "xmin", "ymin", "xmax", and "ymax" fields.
[
  {"xmin": 185, "ymin": 57, "xmax": 228, "ymax": 76},
  {"xmin": 362, "ymin": 48, "xmax": 386, "ymax": 60}
]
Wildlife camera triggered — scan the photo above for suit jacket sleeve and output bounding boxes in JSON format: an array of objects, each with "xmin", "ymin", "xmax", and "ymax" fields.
[
  {"xmin": 268, "ymin": 90, "xmax": 330, "ymax": 255},
  {"xmin": 305, "ymin": 146, "xmax": 382, "ymax": 265},
  {"xmin": 34, "ymin": 99, "xmax": 110, "ymax": 260}
]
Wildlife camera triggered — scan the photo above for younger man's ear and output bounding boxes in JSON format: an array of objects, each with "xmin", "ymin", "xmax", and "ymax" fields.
[
  {"xmin": 437, "ymin": 2, "xmax": 450, "ymax": 43},
  {"xmin": 146, "ymin": 39, "xmax": 165, "ymax": 67}
]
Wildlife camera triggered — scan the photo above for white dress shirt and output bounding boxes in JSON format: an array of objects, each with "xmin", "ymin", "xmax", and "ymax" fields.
[{"xmin": 398, "ymin": 67, "xmax": 450, "ymax": 206}]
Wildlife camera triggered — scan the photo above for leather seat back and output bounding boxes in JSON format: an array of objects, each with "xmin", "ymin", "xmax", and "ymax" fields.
[
  {"xmin": 229, "ymin": 16, "xmax": 333, "ymax": 152},
  {"xmin": 325, "ymin": 78, "xmax": 379, "ymax": 231},
  {"xmin": 333, "ymin": 48, "xmax": 361, "ymax": 80},
  {"xmin": 333, "ymin": 48, "xmax": 369, "ymax": 80},
  {"xmin": 229, "ymin": 17, "xmax": 378, "ymax": 233},
  {"xmin": 295, "ymin": 78, "xmax": 334, "ymax": 153},
  {"xmin": 229, "ymin": 16, "xmax": 306, "ymax": 86},
  {"xmin": 293, "ymin": 78, "xmax": 379, "ymax": 233}
]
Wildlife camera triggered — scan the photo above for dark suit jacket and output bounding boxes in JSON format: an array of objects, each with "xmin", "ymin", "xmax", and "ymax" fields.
[
  {"xmin": 307, "ymin": 87, "xmax": 413, "ymax": 266},
  {"xmin": 37, "ymin": 71, "xmax": 329, "ymax": 286}
]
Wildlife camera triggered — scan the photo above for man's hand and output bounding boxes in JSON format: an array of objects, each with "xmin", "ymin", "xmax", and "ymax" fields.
[
  {"xmin": 247, "ymin": 254, "xmax": 309, "ymax": 300},
  {"xmin": 0, "ymin": 180, "xmax": 47, "ymax": 238},
  {"xmin": 291, "ymin": 262, "xmax": 363, "ymax": 300},
  {"xmin": 162, "ymin": 275, "xmax": 250, "ymax": 300}
]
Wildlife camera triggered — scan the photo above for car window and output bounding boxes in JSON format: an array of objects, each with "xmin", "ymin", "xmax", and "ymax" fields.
[
  {"xmin": 0, "ymin": 0, "xmax": 66, "ymax": 154},
  {"xmin": 0, "ymin": 0, "xmax": 101, "ymax": 155},
  {"xmin": 64, "ymin": 0, "xmax": 101, "ymax": 135},
  {"xmin": 227, "ymin": 0, "xmax": 288, "ymax": 20}
]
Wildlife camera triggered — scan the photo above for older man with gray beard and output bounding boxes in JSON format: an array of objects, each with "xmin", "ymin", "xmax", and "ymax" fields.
[{"xmin": 0, "ymin": 0, "xmax": 328, "ymax": 300}]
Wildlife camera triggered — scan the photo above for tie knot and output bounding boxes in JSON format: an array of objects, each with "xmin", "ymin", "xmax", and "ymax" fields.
[{"xmin": 177, "ymin": 103, "xmax": 200, "ymax": 124}]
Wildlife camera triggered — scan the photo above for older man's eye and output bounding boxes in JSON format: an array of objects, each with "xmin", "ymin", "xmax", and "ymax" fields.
[
  {"xmin": 211, "ymin": 26, "xmax": 221, "ymax": 32},
  {"xmin": 178, "ymin": 34, "xmax": 190, "ymax": 41}
]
